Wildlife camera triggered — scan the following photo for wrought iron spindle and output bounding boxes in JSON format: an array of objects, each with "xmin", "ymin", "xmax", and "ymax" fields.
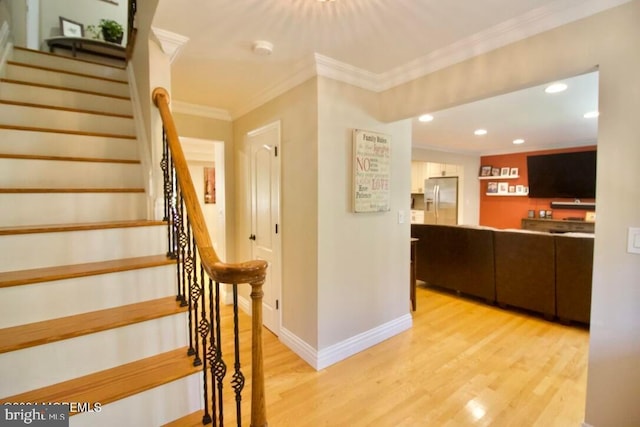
[
  {"xmin": 231, "ymin": 284, "xmax": 245, "ymax": 425},
  {"xmin": 211, "ymin": 280, "xmax": 227, "ymax": 426},
  {"xmin": 176, "ymin": 191, "xmax": 188, "ymax": 307},
  {"xmin": 185, "ymin": 223, "xmax": 200, "ymax": 360},
  {"xmin": 200, "ymin": 271, "xmax": 212, "ymax": 425}
]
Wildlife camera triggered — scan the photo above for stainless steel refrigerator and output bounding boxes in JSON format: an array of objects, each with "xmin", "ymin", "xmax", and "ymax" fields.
[{"xmin": 423, "ymin": 177, "xmax": 458, "ymax": 225}]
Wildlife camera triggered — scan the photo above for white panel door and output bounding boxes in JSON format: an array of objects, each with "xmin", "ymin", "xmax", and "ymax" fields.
[{"xmin": 248, "ymin": 122, "xmax": 281, "ymax": 335}]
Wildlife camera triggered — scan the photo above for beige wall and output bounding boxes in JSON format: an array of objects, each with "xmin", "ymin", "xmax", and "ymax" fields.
[
  {"xmin": 316, "ymin": 76, "xmax": 412, "ymax": 348},
  {"xmin": 411, "ymin": 147, "xmax": 481, "ymax": 225},
  {"xmin": 381, "ymin": 3, "xmax": 640, "ymax": 425},
  {"xmin": 39, "ymin": 0, "xmax": 128, "ymax": 45},
  {"xmin": 173, "ymin": 113, "xmax": 236, "ymax": 263},
  {"xmin": 233, "ymin": 79, "xmax": 319, "ymax": 347}
]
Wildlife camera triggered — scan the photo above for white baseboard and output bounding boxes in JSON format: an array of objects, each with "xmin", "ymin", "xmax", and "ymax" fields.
[{"xmin": 280, "ymin": 314, "xmax": 413, "ymax": 371}]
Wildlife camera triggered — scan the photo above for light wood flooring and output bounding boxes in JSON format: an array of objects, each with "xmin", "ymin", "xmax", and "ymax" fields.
[{"xmin": 174, "ymin": 284, "xmax": 589, "ymax": 427}]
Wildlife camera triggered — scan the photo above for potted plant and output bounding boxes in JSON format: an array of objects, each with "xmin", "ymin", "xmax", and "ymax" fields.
[{"xmin": 87, "ymin": 19, "xmax": 124, "ymax": 44}]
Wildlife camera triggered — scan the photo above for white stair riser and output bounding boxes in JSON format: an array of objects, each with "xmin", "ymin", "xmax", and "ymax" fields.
[
  {"xmin": 0, "ymin": 226, "xmax": 167, "ymax": 272},
  {"xmin": 6, "ymin": 65, "xmax": 129, "ymax": 98},
  {"xmin": 70, "ymin": 374, "xmax": 203, "ymax": 427},
  {"xmin": 0, "ymin": 193, "xmax": 147, "ymax": 226},
  {"xmin": 11, "ymin": 50, "xmax": 128, "ymax": 81},
  {"xmin": 0, "ymin": 104, "xmax": 135, "ymax": 136},
  {"xmin": 0, "ymin": 81, "xmax": 132, "ymax": 115},
  {"xmin": 0, "ymin": 158, "xmax": 143, "ymax": 188},
  {"xmin": 0, "ymin": 313, "xmax": 189, "ymax": 396},
  {"xmin": 0, "ymin": 265, "xmax": 177, "ymax": 328},
  {"xmin": 0, "ymin": 129, "xmax": 137, "ymax": 160}
]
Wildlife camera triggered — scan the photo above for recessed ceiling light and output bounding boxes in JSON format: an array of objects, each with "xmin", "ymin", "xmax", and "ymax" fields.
[
  {"xmin": 584, "ymin": 111, "xmax": 599, "ymax": 118},
  {"xmin": 418, "ymin": 114, "xmax": 434, "ymax": 122},
  {"xmin": 545, "ymin": 82, "xmax": 567, "ymax": 94},
  {"xmin": 513, "ymin": 139, "xmax": 525, "ymax": 145},
  {"xmin": 474, "ymin": 129, "xmax": 487, "ymax": 136}
]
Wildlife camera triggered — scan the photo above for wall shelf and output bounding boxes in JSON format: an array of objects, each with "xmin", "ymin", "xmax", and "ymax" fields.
[
  {"xmin": 486, "ymin": 193, "xmax": 528, "ymax": 197},
  {"xmin": 479, "ymin": 175, "xmax": 520, "ymax": 180}
]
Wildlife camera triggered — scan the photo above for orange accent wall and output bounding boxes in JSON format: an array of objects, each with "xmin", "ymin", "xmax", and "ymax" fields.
[{"xmin": 479, "ymin": 146, "xmax": 596, "ymax": 229}]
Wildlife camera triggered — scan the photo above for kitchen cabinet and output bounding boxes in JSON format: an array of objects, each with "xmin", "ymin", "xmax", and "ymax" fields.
[{"xmin": 412, "ymin": 162, "xmax": 460, "ymax": 193}]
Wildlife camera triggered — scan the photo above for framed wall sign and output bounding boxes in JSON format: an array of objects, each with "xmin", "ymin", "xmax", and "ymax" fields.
[{"xmin": 353, "ymin": 129, "xmax": 391, "ymax": 213}]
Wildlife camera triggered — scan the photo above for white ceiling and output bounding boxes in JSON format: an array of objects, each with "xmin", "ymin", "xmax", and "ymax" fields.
[{"xmin": 153, "ymin": 0, "xmax": 624, "ymax": 153}]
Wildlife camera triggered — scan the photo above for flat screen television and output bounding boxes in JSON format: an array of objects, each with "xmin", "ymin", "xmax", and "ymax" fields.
[{"xmin": 526, "ymin": 150, "xmax": 597, "ymax": 199}]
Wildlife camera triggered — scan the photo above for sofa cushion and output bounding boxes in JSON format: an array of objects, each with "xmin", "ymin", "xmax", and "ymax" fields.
[{"xmin": 555, "ymin": 234, "xmax": 594, "ymax": 323}]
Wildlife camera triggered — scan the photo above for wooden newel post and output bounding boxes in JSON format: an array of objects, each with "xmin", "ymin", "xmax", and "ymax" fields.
[{"xmin": 250, "ymin": 278, "xmax": 268, "ymax": 427}]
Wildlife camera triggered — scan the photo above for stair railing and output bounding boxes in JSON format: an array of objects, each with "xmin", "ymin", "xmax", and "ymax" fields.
[{"xmin": 153, "ymin": 87, "xmax": 268, "ymax": 427}]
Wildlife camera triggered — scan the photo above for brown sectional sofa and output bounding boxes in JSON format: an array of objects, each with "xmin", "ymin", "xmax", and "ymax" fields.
[{"xmin": 410, "ymin": 224, "xmax": 594, "ymax": 324}]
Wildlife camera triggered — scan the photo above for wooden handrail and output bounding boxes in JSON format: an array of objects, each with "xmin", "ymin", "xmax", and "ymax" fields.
[{"xmin": 152, "ymin": 87, "xmax": 268, "ymax": 427}]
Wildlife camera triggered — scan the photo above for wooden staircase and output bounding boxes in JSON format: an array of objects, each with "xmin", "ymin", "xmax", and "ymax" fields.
[{"xmin": 0, "ymin": 48, "xmax": 202, "ymax": 426}]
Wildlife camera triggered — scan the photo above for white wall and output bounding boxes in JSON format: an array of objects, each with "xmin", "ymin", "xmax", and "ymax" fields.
[
  {"xmin": 411, "ymin": 147, "xmax": 481, "ymax": 225},
  {"xmin": 316, "ymin": 76, "xmax": 412, "ymax": 352},
  {"xmin": 39, "ymin": 0, "xmax": 127, "ymax": 46},
  {"xmin": 380, "ymin": 3, "xmax": 640, "ymax": 425}
]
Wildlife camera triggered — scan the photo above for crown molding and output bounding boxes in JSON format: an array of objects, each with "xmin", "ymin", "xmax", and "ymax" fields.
[
  {"xmin": 225, "ymin": 0, "xmax": 630, "ymax": 119},
  {"xmin": 314, "ymin": 53, "xmax": 381, "ymax": 92},
  {"xmin": 378, "ymin": 0, "xmax": 632, "ymax": 90},
  {"xmin": 151, "ymin": 27, "xmax": 190, "ymax": 63},
  {"xmin": 171, "ymin": 100, "xmax": 232, "ymax": 121}
]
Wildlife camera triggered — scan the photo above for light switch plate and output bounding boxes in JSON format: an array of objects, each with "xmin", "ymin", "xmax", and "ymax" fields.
[
  {"xmin": 398, "ymin": 210, "xmax": 405, "ymax": 224},
  {"xmin": 628, "ymin": 227, "xmax": 640, "ymax": 254}
]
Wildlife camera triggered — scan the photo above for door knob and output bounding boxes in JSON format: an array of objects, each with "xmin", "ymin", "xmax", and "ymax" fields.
[{"xmin": 249, "ymin": 234, "xmax": 256, "ymax": 241}]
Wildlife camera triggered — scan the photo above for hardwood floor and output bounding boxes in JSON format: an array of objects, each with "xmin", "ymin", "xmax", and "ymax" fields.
[{"xmin": 178, "ymin": 284, "xmax": 589, "ymax": 426}]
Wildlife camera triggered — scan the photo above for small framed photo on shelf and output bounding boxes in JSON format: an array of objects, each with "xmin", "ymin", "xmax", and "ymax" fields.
[
  {"xmin": 510, "ymin": 167, "xmax": 519, "ymax": 177},
  {"xmin": 480, "ymin": 165, "xmax": 492, "ymax": 177},
  {"xmin": 487, "ymin": 182, "xmax": 498, "ymax": 194},
  {"xmin": 498, "ymin": 182, "xmax": 509, "ymax": 194},
  {"xmin": 585, "ymin": 211, "xmax": 596, "ymax": 222},
  {"xmin": 515, "ymin": 184, "xmax": 525, "ymax": 194},
  {"xmin": 508, "ymin": 185, "xmax": 516, "ymax": 193},
  {"xmin": 500, "ymin": 167, "xmax": 510, "ymax": 177},
  {"xmin": 491, "ymin": 167, "xmax": 500, "ymax": 176},
  {"xmin": 59, "ymin": 17, "xmax": 84, "ymax": 37}
]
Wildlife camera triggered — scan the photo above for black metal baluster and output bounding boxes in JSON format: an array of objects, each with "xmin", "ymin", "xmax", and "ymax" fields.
[
  {"xmin": 212, "ymin": 280, "xmax": 227, "ymax": 426},
  {"xmin": 160, "ymin": 128, "xmax": 173, "ymax": 258},
  {"xmin": 231, "ymin": 284, "xmax": 245, "ymax": 426},
  {"xmin": 201, "ymin": 271, "xmax": 212, "ymax": 425},
  {"xmin": 185, "ymin": 222, "xmax": 199, "ymax": 360},
  {"xmin": 177, "ymin": 192, "xmax": 188, "ymax": 307}
]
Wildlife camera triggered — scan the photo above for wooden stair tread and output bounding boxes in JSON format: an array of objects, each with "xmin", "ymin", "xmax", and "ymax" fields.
[
  {"xmin": 7, "ymin": 60, "xmax": 128, "ymax": 84},
  {"xmin": 0, "ymin": 219, "xmax": 166, "ymax": 236},
  {"xmin": 0, "ymin": 153, "xmax": 139, "ymax": 164},
  {"xmin": 0, "ymin": 348, "xmax": 199, "ymax": 411},
  {"xmin": 0, "ymin": 99, "xmax": 133, "ymax": 119},
  {"xmin": 0, "ymin": 255, "xmax": 175, "ymax": 288},
  {"xmin": 0, "ymin": 187, "xmax": 145, "ymax": 193},
  {"xmin": 163, "ymin": 410, "xmax": 205, "ymax": 427},
  {"xmin": 0, "ymin": 78, "xmax": 130, "ymax": 100},
  {"xmin": 0, "ymin": 124, "xmax": 135, "ymax": 139},
  {"xmin": 13, "ymin": 46, "xmax": 127, "ymax": 71},
  {"xmin": 0, "ymin": 296, "xmax": 187, "ymax": 353}
]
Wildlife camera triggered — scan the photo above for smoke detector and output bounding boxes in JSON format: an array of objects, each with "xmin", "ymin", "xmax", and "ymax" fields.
[{"xmin": 252, "ymin": 40, "xmax": 273, "ymax": 56}]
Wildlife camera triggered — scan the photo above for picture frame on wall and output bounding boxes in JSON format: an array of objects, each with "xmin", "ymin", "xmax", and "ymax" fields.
[
  {"xmin": 500, "ymin": 167, "xmax": 510, "ymax": 176},
  {"xmin": 516, "ymin": 184, "xmax": 525, "ymax": 194},
  {"xmin": 510, "ymin": 167, "xmax": 519, "ymax": 177},
  {"xmin": 59, "ymin": 17, "xmax": 84, "ymax": 38},
  {"xmin": 487, "ymin": 182, "xmax": 498, "ymax": 193},
  {"xmin": 498, "ymin": 182, "xmax": 509, "ymax": 193},
  {"xmin": 480, "ymin": 165, "xmax": 492, "ymax": 176},
  {"xmin": 508, "ymin": 185, "xmax": 516, "ymax": 193},
  {"xmin": 491, "ymin": 167, "xmax": 500, "ymax": 176}
]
